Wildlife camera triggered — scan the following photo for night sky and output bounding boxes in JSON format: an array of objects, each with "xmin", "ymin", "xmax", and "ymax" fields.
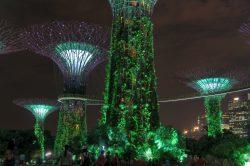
[{"xmin": 1, "ymin": 0, "xmax": 250, "ymax": 134}]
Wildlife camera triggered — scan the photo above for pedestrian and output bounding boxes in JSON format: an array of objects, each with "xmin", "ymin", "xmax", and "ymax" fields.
[
  {"xmin": 195, "ymin": 155, "xmax": 205, "ymax": 166},
  {"xmin": 80, "ymin": 146, "xmax": 91, "ymax": 166},
  {"xmin": 111, "ymin": 153, "xmax": 119, "ymax": 166},
  {"xmin": 165, "ymin": 158, "xmax": 171, "ymax": 166},
  {"xmin": 7, "ymin": 138, "xmax": 18, "ymax": 166},
  {"xmin": 105, "ymin": 151, "xmax": 111, "ymax": 166},
  {"xmin": 58, "ymin": 145, "xmax": 73, "ymax": 166},
  {"xmin": 96, "ymin": 150, "xmax": 105, "ymax": 166},
  {"xmin": 184, "ymin": 155, "xmax": 195, "ymax": 166},
  {"xmin": 19, "ymin": 154, "xmax": 25, "ymax": 166},
  {"xmin": 3, "ymin": 149, "xmax": 15, "ymax": 166}
]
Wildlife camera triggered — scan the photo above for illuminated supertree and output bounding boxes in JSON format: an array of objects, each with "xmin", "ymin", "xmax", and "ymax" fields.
[
  {"xmin": 13, "ymin": 98, "xmax": 58, "ymax": 160},
  {"xmin": 0, "ymin": 20, "xmax": 23, "ymax": 54},
  {"xmin": 184, "ymin": 69, "xmax": 238, "ymax": 137},
  {"xmin": 101, "ymin": 0, "xmax": 159, "ymax": 159},
  {"xmin": 22, "ymin": 21, "xmax": 108, "ymax": 156}
]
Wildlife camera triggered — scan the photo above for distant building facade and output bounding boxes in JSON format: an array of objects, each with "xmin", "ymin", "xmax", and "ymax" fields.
[
  {"xmin": 198, "ymin": 114, "xmax": 207, "ymax": 135},
  {"xmin": 227, "ymin": 94, "xmax": 250, "ymax": 138},
  {"xmin": 184, "ymin": 93, "xmax": 250, "ymax": 139},
  {"xmin": 222, "ymin": 112, "xmax": 230, "ymax": 130}
]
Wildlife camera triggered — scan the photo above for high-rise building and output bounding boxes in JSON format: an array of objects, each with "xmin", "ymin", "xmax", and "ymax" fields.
[
  {"xmin": 198, "ymin": 114, "xmax": 207, "ymax": 134},
  {"xmin": 228, "ymin": 94, "xmax": 250, "ymax": 138},
  {"xmin": 222, "ymin": 112, "xmax": 230, "ymax": 130}
]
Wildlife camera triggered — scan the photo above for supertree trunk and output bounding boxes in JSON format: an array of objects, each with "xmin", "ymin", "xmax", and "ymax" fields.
[
  {"xmin": 101, "ymin": 14, "xmax": 159, "ymax": 157},
  {"xmin": 34, "ymin": 120, "xmax": 45, "ymax": 161},
  {"xmin": 54, "ymin": 100, "xmax": 87, "ymax": 157},
  {"xmin": 204, "ymin": 96, "xmax": 224, "ymax": 137}
]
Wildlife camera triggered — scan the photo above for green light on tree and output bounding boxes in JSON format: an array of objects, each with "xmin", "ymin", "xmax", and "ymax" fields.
[
  {"xmin": 55, "ymin": 42, "xmax": 97, "ymax": 79},
  {"xmin": 54, "ymin": 100, "xmax": 87, "ymax": 157},
  {"xmin": 26, "ymin": 105, "xmax": 54, "ymax": 121},
  {"xmin": 192, "ymin": 77, "xmax": 235, "ymax": 137},
  {"xmin": 13, "ymin": 99, "xmax": 58, "ymax": 160},
  {"xmin": 101, "ymin": 0, "xmax": 160, "ymax": 159},
  {"xmin": 194, "ymin": 78, "xmax": 233, "ymax": 95}
]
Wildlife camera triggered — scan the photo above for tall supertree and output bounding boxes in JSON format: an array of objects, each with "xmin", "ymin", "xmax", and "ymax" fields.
[
  {"xmin": 183, "ymin": 69, "xmax": 239, "ymax": 137},
  {"xmin": 101, "ymin": 0, "xmax": 159, "ymax": 159},
  {"xmin": 13, "ymin": 98, "xmax": 58, "ymax": 160},
  {"xmin": 22, "ymin": 21, "xmax": 108, "ymax": 156},
  {"xmin": 0, "ymin": 20, "xmax": 23, "ymax": 54}
]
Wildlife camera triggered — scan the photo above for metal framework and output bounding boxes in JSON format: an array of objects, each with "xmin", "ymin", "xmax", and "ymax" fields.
[
  {"xmin": 0, "ymin": 20, "xmax": 23, "ymax": 54},
  {"xmin": 23, "ymin": 21, "xmax": 108, "ymax": 95},
  {"xmin": 109, "ymin": 0, "xmax": 157, "ymax": 17},
  {"xmin": 13, "ymin": 98, "xmax": 58, "ymax": 160},
  {"xmin": 190, "ymin": 77, "xmax": 235, "ymax": 95}
]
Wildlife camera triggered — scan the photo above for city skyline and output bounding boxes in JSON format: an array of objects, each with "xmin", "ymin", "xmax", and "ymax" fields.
[{"xmin": 1, "ymin": 0, "xmax": 250, "ymax": 134}]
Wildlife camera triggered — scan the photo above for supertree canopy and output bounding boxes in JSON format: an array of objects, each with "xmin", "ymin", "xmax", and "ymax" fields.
[
  {"xmin": 13, "ymin": 98, "xmax": 58, "ymax": 160},
  {"xmin": 109, "ymin": 0, "xmax": 157, "ymax": 17},
  {"xmin": 0, "ymin": 20, "xmax": 23, "ymax": 54},
  {"xmin": 192, "ymin": 78, "xmax": 234, "ymax": 95},
  {"xmin": 185, "ymin": 70, "xmax": 238, "ymax": 137},
  {"xmin": 100, "ymin": 0, "xmax": 160, "ymax": 160},
  {"xmin": 23, "ymin": 21, "xmax": 108, "ymax": 95},
  {"xmin": 23, "ymin": 21, "xmax": 108, "ymax": 156},
  {"xmin": 239, "ymin": 19, "xmax": 250, "ymax": 44}
]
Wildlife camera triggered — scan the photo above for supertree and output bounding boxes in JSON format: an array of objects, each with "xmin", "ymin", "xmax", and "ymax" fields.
[
  {"xmin": 0, "ymin": 20, "xmax": 23, "ymax": 54},
  {"xmin": 100, "ymin": 0, "xmax": 159, "ymax": 159},
  {"xmin": 183, "ymin": 69, "xmax": 239, "ymax": 137},
  {"xmin": 22, "ymin": 21, "xmax": 108, "ymax": 156},
  {"xmin": 13, "ymin": 98, "xmax": 58, "ymax": 160}
]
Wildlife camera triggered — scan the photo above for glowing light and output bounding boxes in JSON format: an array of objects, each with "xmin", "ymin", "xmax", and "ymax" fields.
[
  {"xmin": 45, "ymin": 151, "xmax": 52, "ymax": 157},
  {"xmin": 193, "ymin": 126, "xmax": 199, "ymax": 131},
  {"xmin": 183, "ymin": 130, "xmax": 188, "ymax": 135},
  {"xmin": 245, "ymin": 162, "xmax": 250, "ymax": 166},
  {"xmin": 244, "ymin": 153, "xmax": 250, "ymax": 166},
  {"xmin": 55, "ymin": 42, "xmax": 94, "ymax": 77},
  {"xmin": 234, "ymin": 97, "xmax": 239, "ymax": 101},
  {"xmin": 194, "ymin": 77, "xmax": 233, "ymax": 95},
  {"xmin": 145, "ymin": 148, "xmax": 153, "ymax": 161},
  {"xmin": 26, "ymin": 105, "xmax": 54, "ymax": 121}
]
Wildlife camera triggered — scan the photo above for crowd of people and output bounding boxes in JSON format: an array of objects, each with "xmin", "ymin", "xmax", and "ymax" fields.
[
  {"xmin": 2, "ymin": 139, "xmax": 24, "ymax": 166},
  {"xmin": 58, "ymin": 145, "xmax": 120, "ymax": 166},
  {"xmin": 183, "ymin": 155, "xmax": 206, "ymax": 166},
  {"xmin": 2, "ymin": 139, "xmax": 207, "ymax": 166}
]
